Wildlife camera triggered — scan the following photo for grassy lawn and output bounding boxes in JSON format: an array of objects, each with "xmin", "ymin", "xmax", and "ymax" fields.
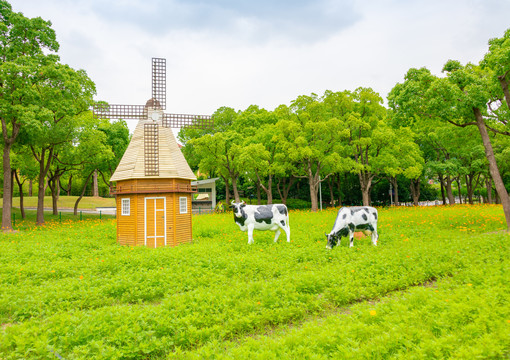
[
  {"xmin": 0, "ymin": 195, "xmax": 116, "ymax": 210},
  {"xmin": 0, "ymin": 205, "xmax": 509, "ymax": 359}
]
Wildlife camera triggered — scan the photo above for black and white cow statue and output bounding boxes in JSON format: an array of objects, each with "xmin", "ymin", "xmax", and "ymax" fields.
[
  {"xmin": 230, "ymin": 201, "xmax": 290, "ymax": 244},
  {"xmin": 326, "ymin": 206, "xmax": 378, "ymax": 249}
]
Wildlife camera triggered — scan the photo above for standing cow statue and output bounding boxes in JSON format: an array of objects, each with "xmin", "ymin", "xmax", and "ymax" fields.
[
  {"xmin": 230, "ymin": 201, "xmax": 290, "ymax": 244},
  {"xmin": 326, "ymin": 206, "xmax": 379, "ymax": 249}
]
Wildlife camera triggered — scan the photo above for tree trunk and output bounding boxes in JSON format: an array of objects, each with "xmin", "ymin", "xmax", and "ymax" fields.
[
  {"xmin": 2, "ymin": 142, "xmax": 13, "ymax": 230},
  {"xmin": 60, "ymin": 174, "xmax": 73, "ymax": 196},
  {"xmin": 28, "ymin": 179, "xmax": 33, "ymax": 197},
  {"xmin": 266, "ymin": 177, "xmax": 272, "ymax": 204},
  {"xmin": 256, "ymin": 181, "xmax": 261, "ymax": 205},
  {"xmin": 439, "ymin": 174, "xmax": 447, "ymax": 205},
  {"xmin": 337, "ymin": 174, "xmax": 344, "ymax": 206},
  {"xmin": 358, "ymin": 171, "xmax": 373, "ymax": 206},
  {"xmin": 361, "ymin": 188, "xmax": 370, "ymax": 206},
  {"xmin": 410, "ymin": 178, "xmax": 421, "ymax": 206},
  {"xmin": 93, "ymin": 169, "xmax": 99, "ymax": 197},
  {"xmin": 390, "ymin": 177, "xmax": 399, "ymax": 206},
  {"xmin": 309, "ymin": 178, "xmax": 319, "ymax": 211},
  {"xmin": 445, "ymin": 175, "xmax": 455, "ymax": 205},
  {"xmin": 44, "ymin": 177, "xmax": 49, "ymax": 194},
  {"xmin": 498, "ymin": 76, "xmax": 510, "ymax": 110},
  {"xmin": 231, "ymin": 176, "xmax": 240, "ymax": 203},
  {"xmin": 36, "ymin": 175, "xmax": 46, "ymax": 225},
  {"xmin": 68, "ymin": 175, "xmax": 72, "ymax": 196},
  {"xmin": 465, "ymin": 174, "xmax": 474, "ymax": 205},
  {"xmin": 258, "ymin": 174, "xmax": 273, "ymax": 204},
  {"xmin": 456, "ymin": 178, "xmax": 463, "ymax": 204},
  {"xmin": 74, "ymin": 170, "xmax": 94, "ymax": 215},
  {"xmin": 14, "ymin": 171, "xmax": 26, "ymax": 219},
  {"xmin": 394, "ymin": 181, "xmax": 399, "ymax": 206},
  {"xmin": 327, "ymin": 177, "xmax": 336, "ymax": 207},
  {"xmin": 35, "ymin": 147, "xmax": 55, "ymax": 225},
  {"xmin": 474, "ymin": 107, "xmax": 510, "ymax": 233},
  {"xmin": 49, "ymin": 175, "xmax": 61, "ymax": 216},
  {"xmin": 222, "ymin": 176, "xmax": 231, "ymax": 205},
  {"xmin": 10, "ymin": 169, "xmax": 14, "ymax": 201},
  {"xmin": 277, "ymin": 176, "xmax": 295, "ymax": 205},
  {"xmin": 52, "ymin": 189, "xmax": 58, "ymax": 215}
]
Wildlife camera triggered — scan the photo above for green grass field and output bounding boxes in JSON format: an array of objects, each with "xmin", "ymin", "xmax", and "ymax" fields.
[{"xmin": 0, "ymin": 205, "xmax": 509, "ymax": 359}]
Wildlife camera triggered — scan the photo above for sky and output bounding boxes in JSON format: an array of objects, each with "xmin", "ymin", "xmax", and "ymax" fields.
[{"xmin": 8, "ymin": 0, "xmax": 510, "ymax": 133}]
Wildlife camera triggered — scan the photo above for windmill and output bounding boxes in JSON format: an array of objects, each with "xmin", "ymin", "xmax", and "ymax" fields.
[{"xmin": 93, "ymin": 58, "xmax": 213, "ymax": 248}]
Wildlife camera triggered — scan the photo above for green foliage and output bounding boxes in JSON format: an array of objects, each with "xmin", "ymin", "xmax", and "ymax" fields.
[{"xmin": 0, "ymin": 205, "xmax": 508, "ymax": 358}]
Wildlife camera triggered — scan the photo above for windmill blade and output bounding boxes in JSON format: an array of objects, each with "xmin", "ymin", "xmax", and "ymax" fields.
[
  {"xmin": 152, "ymin": 58, "xmax": 166, "ymax": 110},
  {"xmin": 144, "ymin": 123, "xmax": 159, "ymax": 176},
  {"xmin": 93, "ymin": 104, "xmax": 147, "ymax": 119},
  {"xmin": 162, "ymin": 113, "xmax": 213, "ymax": 129}
]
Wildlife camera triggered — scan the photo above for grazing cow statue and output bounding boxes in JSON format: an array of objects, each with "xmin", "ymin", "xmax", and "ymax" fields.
[
  {"xmin": 230, "ymin": 201, "xmax": 290, "ymax": 244},
  {"xmin": 326, "ymin": 206, "xmax": 378, "ymax": 249}
]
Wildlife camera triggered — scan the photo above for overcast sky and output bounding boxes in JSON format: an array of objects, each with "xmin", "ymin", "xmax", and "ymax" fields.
[{"xmin": 8, "ymin": 0, "xmax": 510, "ymax": 133}]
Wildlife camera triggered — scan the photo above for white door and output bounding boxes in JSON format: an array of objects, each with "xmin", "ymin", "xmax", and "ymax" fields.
[{"xmin": 145, "ymin": 197, "xmax": 166, "ymax": 247}]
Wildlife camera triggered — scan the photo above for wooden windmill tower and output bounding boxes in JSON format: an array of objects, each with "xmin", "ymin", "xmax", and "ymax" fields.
[{"xmin": 94, "ymin": 58, "xmax": 212, "ymax": 248}]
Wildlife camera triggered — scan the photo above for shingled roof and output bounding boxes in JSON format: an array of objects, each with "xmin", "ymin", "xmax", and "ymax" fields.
[{"xmin": 110, "ymin": 119, "xmax": 196, "ymax": 182}]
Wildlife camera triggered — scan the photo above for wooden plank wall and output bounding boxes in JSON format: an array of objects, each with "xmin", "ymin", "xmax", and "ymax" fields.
[
  {"xmin": 173, "ymin": 193, "xmax": 193, "ymax": 246},
  {"xmin": 173, "ymin": 179, "xmax": 193, "ymax": 246},
  {"xmin": 116, "ymin": 193, "xmax": 137, "ymax": 247}
]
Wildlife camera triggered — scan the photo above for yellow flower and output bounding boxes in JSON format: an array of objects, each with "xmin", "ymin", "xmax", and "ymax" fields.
[{"xmin": 370, "ymin": 310, "xmax": 377, "ymax": 316}]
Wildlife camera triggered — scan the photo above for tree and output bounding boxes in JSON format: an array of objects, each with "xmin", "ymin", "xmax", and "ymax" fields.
[
  {"xmin": 276, "ymin": 93, "xmax": 350, "ymax": 211},
  {"xmin": 236, "ymin": 107, "xmax": 281, "ymax": 204},
  {"xmin": 389, "ymin": 63, "xmax": 510, "ymax": 232},
  {"xmin": 482, "ymin": 28, "xmax": 510, "ymax": 116},
  {"xmin": 384, "ymin": 127, "xmax": 424, "ymax": 206},
  {"xmin": 191, "ymin": 130, "xmax": 244, "ymax": 203},
  {"xmin": 72, "ymin": 116, "xmax": 113, "ymax": 215},
  {"xmin": 426, "ymin": 125, "xmax": 464, "ymax": 205},
  {"xmin": 341, "ymin": 88, "xmax": 395, "ymax": 206},
  {"xmin": 19, "ymin": 57, "xmax": 95, "ymax": 225},
  {"xmin": 0, "ymin": 1, "xmax": 59, "ymax": 230}
]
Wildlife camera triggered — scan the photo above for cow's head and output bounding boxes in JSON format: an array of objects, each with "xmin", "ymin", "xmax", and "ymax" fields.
[
  {"xmin": 230, "ymin": 200, "xmax": 247, "ymax": 218},
  {"xmin": 325, "ymin": 232, "xmax": 339, "ymax": 250}
]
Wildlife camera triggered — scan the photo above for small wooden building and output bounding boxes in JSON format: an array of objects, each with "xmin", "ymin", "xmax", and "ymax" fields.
[{"xmin": 110, "ymin": 110, "xmax": 197, "ymax": 247}]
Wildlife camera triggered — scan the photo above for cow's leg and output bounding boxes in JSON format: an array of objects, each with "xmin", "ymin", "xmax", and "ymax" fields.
[
  {"xmin": 273, "ymin": 229, "xmax": 281, "ymax": 242},
  {"xmin": 283, "ymin": 225, "xmax": 290, "ymax": 242},
  {"xmin": 247, "ymin": 224, "xmax": 255, "ymax": 244},
  {"xmin": 372, "ymin": 224, "xmax": 378, "ymax": 246},
  {"xmin": 348, "ymin": 224, "xmax": 355, "ymax": 247},
  {"xmin": 277, "ymin": 219, "xmax": 290, "ymax": 242}
]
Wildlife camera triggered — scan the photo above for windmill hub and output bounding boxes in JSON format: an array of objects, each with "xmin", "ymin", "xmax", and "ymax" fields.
[{"xmin": 149, "ymin": 108, "xmax": 163, "ymax": 121}]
